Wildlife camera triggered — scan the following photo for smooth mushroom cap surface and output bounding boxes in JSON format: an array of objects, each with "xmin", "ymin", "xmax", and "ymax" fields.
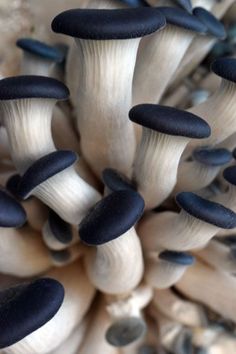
[
  {"xmin": 48, "ymin": 210, "xmax": 73, "ymax": 244},
  {"xmin": 0, "ymin": 189, "xmax": 26, "ymax": 227},
  {"xmin": 193, "ymin": 7, "xmax": 226, "ymax": 39},
  {"xmin": 6, "ymin": 174, "xmax": 22, "ymax": 197},
  {"xmin": 0, "ymin": 278, "xmax": 64, "ymax": 348},
  {"xmin": 159, "ymin": 251, "xmax": 195, "ymax": 265},
  {"xmin": 79, "ymin": 190, "xmax": 144, "ymax": 245},
  {"xmin": 211, "ymin": 57, "xmax": 236, "ymax": 83},
  {"xmin": 173, "ymin": 0, "xmax": 192, "ymax": 13},
  {"xmin": 102, "ymin": 168, "xmax": 136, "ymax": 192},
  {"xmin": 223, "ymin": 166, "xmax": 236, "ymax": 186},
  {"xmin": 192, "ymin": 148, "xmax": 232, "ymax": 166}
]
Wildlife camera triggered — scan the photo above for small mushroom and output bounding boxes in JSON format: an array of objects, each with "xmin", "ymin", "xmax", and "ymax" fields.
[
  {"xmin": 52, "ymin": 8, "xmax": 165, "ymax": 176},
  {"xmin": 129, "ymin": 104, "xmax": 210, "ymax": 209},
  {"xmin": 79, "ymin": 190, "xmax": 144, "ymax": 294}
]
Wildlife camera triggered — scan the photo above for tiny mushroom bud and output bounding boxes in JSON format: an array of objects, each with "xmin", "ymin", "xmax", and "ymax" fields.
[
  {"xmin": 129, "ymin": 104, "xmax": 211, "ymax": 209},
  {"xmin": 133, "ymin": 7, "xmax": 207, "ymax": 105},
  {"xmin": 16, "ymin": 38, "xmax": 65, "ymax": 76},
  {"xmin": 52, "ymin": 8, "xmax": 165, "ymax": 176},
  {"xmin": 79, "ymin": 190, "xmax": 144, "ymax": 294},
  {"xmin": 0, "ymin": 278, "xmax": 64, "ymax": 349}
]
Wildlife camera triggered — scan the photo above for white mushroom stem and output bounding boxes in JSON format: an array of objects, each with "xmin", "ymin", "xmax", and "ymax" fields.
[
  {"xmin": 176, "ymin": 260, "xmax": 236, "ymax": 322},
  {"xmin": 42, "ymin": 222, "xmax": 78, "ymax": 251},
  {"xmin": 207, "ymin": 333, "xmax": 236, "ymax": 354},
  {"xmin": 138, "ymin": 210, "xmax": 219, "ymax": 253},
  {"xmin": 0, "ymin": 126, "xmax": 11, "ymax": 159},
  {"xmin": 4, "ymin": 261, "xmax": 96, "ymax": 354},
  {"xmin": 192, "ymin": 326, "xmax": 222, "ymax": 348},
  {"xmin": 212, "ymin": 0, "xmax": 236, "ymax": 18},
  {"xmin": 0, "ymin": 225, "xmax": 52, "ymax": 277},
  {"xmin": 75, "ymin": 38, "xmax": 137, "ymax": 177},
  {"xmin": 191, "ymin": 0, "xmax": 214, "ymax": 10},
  {"xmin": 133, "ymin": 129, "xmax": 190, "ymax": 209},
  {"xmin": 212, "ymin": 183, "xmax": 236, "ymax": 212},
  {"xmin": 22, "ymin": 197, "xmax": 48, "ymax": 232},
  {"xmin": 133, "ymin": 25, "xmax": 195, "ymax": 105},
  {"xmin": 83, "ymin": 227, "xmax": 144, "ymax": 294},
  {"xmin": 20, "ymin": 52, "xmax": 57, "ymax": 77},
  {"xmin": 195, "ymin": 239, "xmax": 236, "ymax": 274},
  {"xmin": 153, "ymin": 288, "xmax": 207, "ymax": 327}
]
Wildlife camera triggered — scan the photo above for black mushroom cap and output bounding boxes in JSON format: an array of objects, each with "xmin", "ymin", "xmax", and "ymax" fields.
[
  {"xmin": 48, "ymin": 210, "xmax": 73, "ymax": 244},
  {"xmin": 0, "ymin": 189, "xmax": 26, "ymax": 227},
  {"xmin": 0, "ymin": 278, "xmax": 64, "ymax": 348},
  {"xmin": 6, "ymin": 174, "xmax": 21, "ymax": 197},
  {"xmin": 0, "ymin": 76, "xmax": 69, "ymax": 101},
  {"xmin": 129, "ymin": 104, "xmax": 211, "ymax": 139},
  {"xmin": 176, "ymin": 192, "xmax": 236, "ymax": 229},
  {"xmin": 16, "ymin": 38, "xmax": 65, "ymax": 63},
  {"xmin": 172, "ymin": 0, "xmax": 192, "ymax": 13},
  {"xmin": 223, "ymin": 166, "xmax": 236, "ymax": 186},
  {"xmin": 18, "ymin": 150, "xmax": 77, "ymax": 199},
  {"xmin": 102, "ymin": 168, "xmax": 136, "ymax": 192},
  {"xmin": 79, "ymin": 190, "xmax": 145, "ymax": 245},
  {"xmin": 157, "ymin": 7, "xmax": 207, "ymax": 33},
  {"xmin": 193, "ymin": 148, "xmax": 232, "ymax": 166},
  {"xmin": 51, "ymin": 8, "xmax": 166, "ymax": 40},
  {"xmin": 50, "ymin": 249, "xmax": 71, "ymax": 264},
  {"xmin": 159, "ymin": 250, "xmax": 195, "ymax": 265},
  {"xmin": 120, "ymin": 0, "xmax": 149, "ymax": 6},
  {"xmin": 193, "ymin": 7, "xmax": 226, "ymax": 39},
  {"xmin": 211, "ymin": 57, "xmax": 236, "ymax": 83},
  {"xmin": 106, "ymin": 317, "xmax": 147, "ymax": 347}
]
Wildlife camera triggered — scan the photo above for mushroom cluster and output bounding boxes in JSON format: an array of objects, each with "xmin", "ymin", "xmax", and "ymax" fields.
[{"xmin": 0, "ymin": 0, "xmax": 236, "ymax": 353}]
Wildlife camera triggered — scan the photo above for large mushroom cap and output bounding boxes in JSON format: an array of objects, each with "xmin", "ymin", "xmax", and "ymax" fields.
[
  {"xmin": 48, "ymin": 210, "xmax": 73, "ymax": 244},
  {"xmin": 79, "ymin": 190, "xmax": 144, "ymax": 245},
  {"xmin": 129, "ymin": 104, "xmax": 211, "ymax": 139},
  {"xmin": 173, "ymin": 0, "xmax": 192, "ymax": 13},
  {"xmin": 176, "ymin": 192, "xmax": 236, "ymax": 229},
  {"xmin": 0, "ymin": 189, "xmax": 26, "ymax": 228},
  {"xmin": 159, "ymin": 250, "xmax": 195, "ymax": 265},
  {"xmin": 211, "ymin": 57, "xmax": 236, "ymax": 83},
  {"xmin": 0, "ymin": 76, "xmax": 69, "ymax": 101},
  {"xmin": 102, "ymin": 168, "xmax": 136, "ymax": 192},
  {"xmin": 0, "ymin": 278, "xmax": 64, "ymax": 348},
  {"xmin": 193, "ymin": 7, "xmax": 226, "ymax": 39},
  {"xmin": 157, "ymin": 7, "xmax": 207, "ymax": 33},
  {"xmin": 193, "ymin": 148, "xmax": 232, "ymax": 166},
  {"xmin": 120, "ymin": 0, "xmax": 149, "ymax": 6},
  {"xmin": 18, "ymin": 150, "xmax": 77, "ymax": 199},
  {"xmin": 16, "ymin": 38, "xmax": 65, "ymax": 63},
  {"xmin": 223, "ymin": 166, "xmax": 236, "ymax": 186},
  {"xmin": 51, "ymin": 8, "xmax": 166, "ymax": 40}
]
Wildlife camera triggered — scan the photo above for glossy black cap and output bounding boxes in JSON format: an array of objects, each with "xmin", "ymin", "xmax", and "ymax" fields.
[
  {"xmin": 121, "ymin": 0, "xmax": 149, "ymax": 6},
  {"xmin": 16, "ymin": 38, "xmax": 65, "ymax": 62},
  {"xmin": 102, "ymin": 168, "xmax": 136, "ymax": 192},
  {"xmin": 6, "ymin": 174, "xmax": 21, "ymax": 197},
  {"xmin": 106, "ymin": 317, "xmax": 147, "ymax": 347},
  {"xmin": 129, "ymin": 104, "xmax": 211, "ymax": 139},
  {"xmin": 211, "ymin": 57, "xmax": 236, "ymax": 83},
  {"xmin": 176, "ymin": 192, "xmax": 236, "ymax": 229},
  {"xmin": 223, "ymin": 166, "xmax": 236, "ymax": 186},
  {"xmin": 0, "ymin": 189, "xmax": 26, "ymax": 227},
  {"xmin": 79, "ymin": 190, "xmax": 144, "ymax": 245},
  {"xmin": 157, "ymin": 7, "xmax": 207, "ymax": 33},
  {"xmin": 173, "ymin": 0, "xmax": 192, "ymax": 13},
  {"xmin": 18, "ymin": 150, "xmax": 77, "ymax": 199},
  {"xmin": 193, "ymin": 148, "xmax": 232, "ymax": 166},
  {"xmin": 0, "ymin": 76, "xmax": 69, "ymax": 100},
  {"xmin": 159, "ymin": 250, "xmax": 195, "ymax": 265},
  {"xmin": 193, "ymin": 7, "xmax": 226, "ymax": 39},
  {"xmin": 0, "ymin": 278, "xmax": 64, "ymax": 348},
  {"xmin": 52, "ymin": 8, "xmax": 166, "ymax": 40},
  {"xmin": 49, "ymin": 210, "xmax": 73, "ymax": 244}
]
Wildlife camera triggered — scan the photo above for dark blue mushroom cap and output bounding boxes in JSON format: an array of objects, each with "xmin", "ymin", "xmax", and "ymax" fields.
[
  {"xmin": 223, "ymin": 166, "xmax": 236, "ymax": 186},
  {"xmin": 0, "ymin": 278, "xmax": 64, "ymax": 348},
  {"xmin": 120, "ymin": 0, "xmax": 149, "ymax": 6},
  {"xmin": 0, "ymin": 189, "xmax": 26, "ymax": 227},
  {"xmin": 79, "ymin": 190, "xmax": 144, "ymax": 245},
  {"xmin": 159, "ymin": 250, "xmax": 195, "ymax": 265},
  {"xmin": 232, "ymin": 147, "xmax": 236, "ymax": 159},
  {"xmin": 6, "ymin": 174, "xmax": 21, "ymax": 197},
  {"xmin": 0, "ymin": 76, "xmax": 69, "ymax": 101},
  {"xmin": 50, "ymin": 249, "xmax": 71, "ymax": 263},
  {"xmin": 211, "ymin": 57, "xmax": 236, "ymax": 83},
  {"xmin": 18, "ymin": 150, "xmax": 77, "ymax": 199},
  {"xmin": 176, "ymin": 192, "xmax": 236, "ymax": 229},
  {"xmin": 193, "ymin": 148, "xmax": 232, "ymax": 166},
  {"xmin": 157, "ymin": 7, "xmax": 207, "ymax": 33},
  {"xmin": 16, "ymin": 38, "xmax": 65, "ymax": 63},
  {"xmin": 49, "ymin": 210, "xmax": 73, "ymax": 244},
  {"xmin": 193, "ymin": 7, "xmax": 226, "ymax": 39},
  {"xmin": 129, "ymin": 104, "xmax": 211, "ymax": 139},
  {"xmin": 51, "ymin": 8, "xmax": 166, "ymax": 40},
  {"xmin": 173, "ymin": 0, "xmax": 192, "ymax": 13},
  {"xmin": 102, "ymin": 168, "xmax": 136, "ymax": 192}
]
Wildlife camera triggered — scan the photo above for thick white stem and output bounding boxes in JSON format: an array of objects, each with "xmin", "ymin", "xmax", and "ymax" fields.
[{"xmin": 20, "ymin": 52, "xmax": 54, "ymax": 76}]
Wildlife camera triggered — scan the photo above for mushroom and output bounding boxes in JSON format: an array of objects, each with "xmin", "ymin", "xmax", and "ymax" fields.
[
  {"xmin": 3, "ymin": 261, "xmax": 95, "ymax": 354},
  {"xmin": 145, "ymin": 251, "xmax": 195, "ymax": 288},
  {"xmin": 16, "ymin": 38, "xmax": 65, "ymax": 76},
  {"xmin": 79, "ymin": 189, "xmax": 144, "ymax": 294},
  {"xmin": 133, "ymin": 7, "xmax": 207, "ymax": 105},
  {"xmin": 152, "ymin": 287, "xmax": 207, "ymax": 327},
  {"xmin": 17, "ymin": 150, "xmax": 101, "ymax": 224},
  {"xmin": 49, "ymin": 243, "xmax": 85, "ymax": 267},
  {"xmin": 0, "ymin": 278, "xmax": 64, "ymax": 350},
  {"xmin": 52, "ymin": 8, "xmax": 165, "ymax": 177},
  {"xmin": 176, "ymin": 260, "xmax": 236, "ymax": 323},
  {"xmin": 214, "ymin": 165, "xmax": 236, "ymax": 211},
  {"xmin": 138, "ymin": 192, "xmax": 236, "ymax": 253},
  {"xmin": 191, "ymin": 0, "xmax": 215, "ymax": 10},
  {"xmin": 129, "ymin": 104, "xmax": 211, "ymax": 209},
  {"xmin": 102, "ymin": 168, "xmax": 136, "ymax": 195},
  {"xmin": 174, "ymin": 147, "xmax": 232, "ymax": 194}
]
